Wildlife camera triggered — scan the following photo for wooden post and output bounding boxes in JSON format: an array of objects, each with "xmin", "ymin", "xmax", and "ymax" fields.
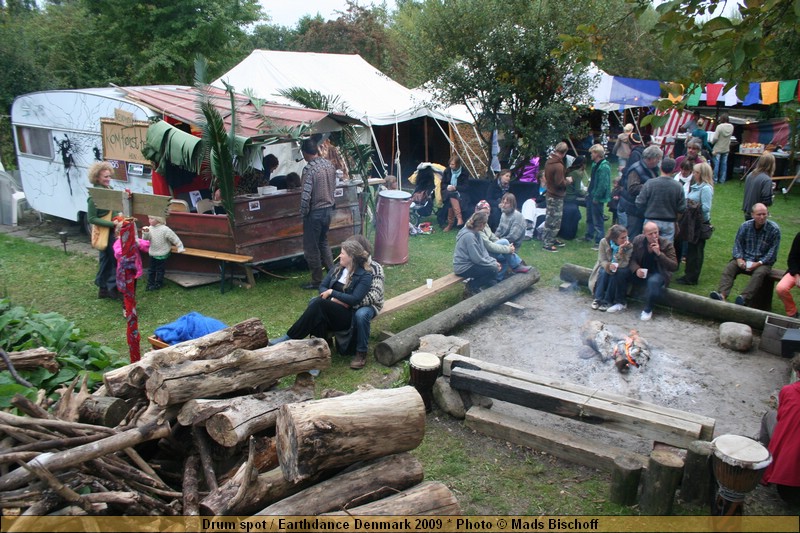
[
  {"xmin": 375, "ymin": 269, "xmax": 539, "ymax": 366},
  {"xmin": 681, "ymin": 440, "xmax": 714, "ymax": 506},
  {"xmin": 609, "ymin": 454, "xmax": 643, "ymax": 506},
  {"xmin": 275, "ymin": 387, "xmax": 425, "ymax": 483},
  {"xmin": 638, "ymin": 450, "xmax": 684, "ymax": 515},
  {"xmin": 322, "ymin": 481, "xmax": 461, "ymax": 516}
]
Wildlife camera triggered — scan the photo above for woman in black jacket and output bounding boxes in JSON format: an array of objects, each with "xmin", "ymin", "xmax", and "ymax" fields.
[{"xmin": 439, "ymin": 155, "xmax": 471, "ymax": 231}]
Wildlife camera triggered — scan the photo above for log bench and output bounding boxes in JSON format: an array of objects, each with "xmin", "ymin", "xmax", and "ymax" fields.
[
  {"xmin": 379, "ymin": 272, "xmax": 465, "ymax": 317},
  {"xmin": 172, "ymin": 247, "xmax": 255, "ymax": 294},
  {"xmin": 444, "ymin": 354, "xmax": 716, "ymax": 451}
]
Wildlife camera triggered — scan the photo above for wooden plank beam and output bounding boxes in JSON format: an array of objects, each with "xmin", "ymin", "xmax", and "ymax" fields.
[
  {"xmin": 451, "ymin": 367, "xmax": 705, "ymax": 449},
  {"xmin": 465, "ymin": 406, "xmax": 648, "ymax": 473},
  {"xmin": 380, "ymin": 273, "xmax": 464, "ymax": 317},
  {"xmin": 443, "ymin": 354, "xmax": 715, "ymax": 441}
]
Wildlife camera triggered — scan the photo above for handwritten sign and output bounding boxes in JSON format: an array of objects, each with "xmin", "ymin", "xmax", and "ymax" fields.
[{"xmin": 100, "ymin": 119, "xmax": 150, "ymax": 164}]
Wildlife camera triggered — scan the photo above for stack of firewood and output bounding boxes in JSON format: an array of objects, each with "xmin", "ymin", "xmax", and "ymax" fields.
[{"xmin": 0, "ymin": 318, "xmax": 460, "ymax": 516}]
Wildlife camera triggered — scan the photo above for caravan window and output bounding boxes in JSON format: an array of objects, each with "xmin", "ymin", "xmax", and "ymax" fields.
[{"xmin": 16, "ymin": 126, "xmax": 54, "ymax": 159}]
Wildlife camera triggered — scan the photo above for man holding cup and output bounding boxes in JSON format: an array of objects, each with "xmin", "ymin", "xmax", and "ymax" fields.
[
  {"xmin": 629, "ymin": 221, "xmax": 679, "ymax": 321},
  {"xmin": 710, "ymin": 203, "xmax": 781, "ymax": 306}
]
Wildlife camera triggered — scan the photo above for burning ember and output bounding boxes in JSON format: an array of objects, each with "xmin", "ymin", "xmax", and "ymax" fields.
[{"xmin": 581, "ymin": 321, "xmax": 651, "ymax": 373}]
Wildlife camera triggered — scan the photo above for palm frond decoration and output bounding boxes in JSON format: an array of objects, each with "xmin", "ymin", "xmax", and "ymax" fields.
[{"xmin": 194, "ymin": 55, "xmax": 237, "ymax": 224}]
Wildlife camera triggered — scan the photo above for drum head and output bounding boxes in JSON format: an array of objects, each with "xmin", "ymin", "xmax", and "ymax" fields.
[
  {"xmin": 409, "ymin": 352, "xmax": 440, "ymax": 371},
  {"xmin": 711, "ymin": 434, "xmax": 771, "ymax": 470},
  {"xmin": 379, "ymin": 190, "xmax": 412, "ymax": 200}
]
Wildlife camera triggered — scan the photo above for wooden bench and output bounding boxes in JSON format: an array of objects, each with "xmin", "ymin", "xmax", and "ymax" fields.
[
  {"xmin": 380, "ymin": 272, "xmax": 464, "ymax": 317},
  {"xmin": 173, "ymin": 247, "xmax": 255, "ymax": 294},
  {"xmin": 771, "ymin": 175, "xmax": 798, "ymax": 199}
]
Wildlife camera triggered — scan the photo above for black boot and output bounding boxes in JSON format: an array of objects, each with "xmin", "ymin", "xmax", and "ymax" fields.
[
  {"xmin": 153, "ymin": 270, "xmax": 165, "ymax": 290},
  {"xmin": 146, "ymin": 269, "xmax": 157, "ymax": 291}
]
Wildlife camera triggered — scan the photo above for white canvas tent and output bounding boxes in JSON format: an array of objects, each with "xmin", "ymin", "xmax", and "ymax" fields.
[{"xmin": 214, "ymin": 50, "xmax": 475, "ymax": 178}]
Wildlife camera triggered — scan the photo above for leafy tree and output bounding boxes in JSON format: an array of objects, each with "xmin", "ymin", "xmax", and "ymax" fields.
[
  {"xmin": 82, "ymin": 0, "xmax": 263, "ymax": 84},
  {"xmin": 249, "ymin": 22, "xmax": 299, "ymax": 51},
  {"xmin": 393, "ymin": 0, "xmax": 592, "ymax": 162},
  {"xmin": 293, "ymin": 1, "xmax": 407, "ymax": 81}
]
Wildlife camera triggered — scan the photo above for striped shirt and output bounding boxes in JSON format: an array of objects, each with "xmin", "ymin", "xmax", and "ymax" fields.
[{"xmin": 300, "ymin": 157, "xmax": 336, "ymax": 216}]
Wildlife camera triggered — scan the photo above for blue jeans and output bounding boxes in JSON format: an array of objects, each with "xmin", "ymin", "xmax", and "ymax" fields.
[
  {"xmin": 713, "ymin": 152, "xmax": 729, "ymax": 183},
  {"xmin": 354, "ymin": 306, "xmax": 376, "ymax": 354},
  {"xmin": 632, "ymin": 272, "xmax": 666, "ymax": 313},
  {"xmin": 585, "ymin": 200, "xmax": 605, "ymax": 244},
  {"xmin": 594, "ymin": 268, "xmax": 630, "ymax": 305},
  {"xmin": 489, "ymin": 238, "xmax": 522, "ymax": 280}
]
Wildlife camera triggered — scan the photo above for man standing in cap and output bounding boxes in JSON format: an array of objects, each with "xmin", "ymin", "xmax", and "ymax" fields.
[
  {"xmin": 542, "ymin": 142, "xmax": 570, "ymax": 252},
  {"xmin": 299, "ymin": 137, "xmax": 337, "ymax": 289}
]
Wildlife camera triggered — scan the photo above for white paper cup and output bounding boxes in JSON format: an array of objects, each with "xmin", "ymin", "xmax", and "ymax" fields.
[
  {"xmin": 746, "ymin": 261, "xmax": 753, "ymax": 269},
  {"xmin": 426, "ymin": 278, "xmax": 433, "ymax": 289},
  {"xmin": 640, "ymin": 268, "xmax": 648, "ymax": 277}
]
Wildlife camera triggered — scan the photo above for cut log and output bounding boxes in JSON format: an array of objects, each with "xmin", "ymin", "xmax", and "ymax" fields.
[
  {"xmin": 200, "ymin": 466, "xmax": 326, "ymax": 516},
  {"xmin": 560, "ymin": 263, "xmax": 775, "ymax": 331},
  {"xmin": 146, "ymin": 339, "xmax": 330, "ymax": 406},
  {"xmin": 638, "ymin": 449, "xmax": 684, "ymax": 515},
  {"xmin": 78, "ymin": 396, "xmax": 130, "ymax": 428},
  {"xmin": 323, "ymin": 481, "xmax": 461, "ymax": 515},
  {"xmin": 256, "ymin": 452, "xmax": 424, "ymax": 515},
  {"xmin": 1, "ymin": 347, "xmax": 58, "ymax": 373},
  {"xmin": 680, "ymin": 440, "xmax": 714, "ymax": 506},
  {"xmin": 374, "ymin": 268, "xmax": 539, "ymax": 366},
  {"xmin": 609, "ymin": 454, "xmax": 644, "ymax": 506},
  {"xmin": 276, "ymin": 386, "xmax": 425, "ymax": 483},
  {"xmin": 182, "ymin": 454, "xmax": 201, "ymax": 516},
  {"xmin": 203, "ymin": 374, "xmax": 315, "ymax": 447},
  {"xmin": 103, "ymin": 318, "xmax": 269, "ymax": 398},
  {"xmin": 0, "ymin": 421, "xmax": 170, "ymax": 491}
]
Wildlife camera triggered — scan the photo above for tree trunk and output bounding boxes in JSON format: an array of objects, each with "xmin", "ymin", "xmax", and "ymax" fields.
[
  {"xmin": 1, "ymin": 347, "xmax": 58, "ymax": 373},
  {"xmin": 375, "ymin": 269, "xmax": 539, "ymax": 366},
  {"xmin": 680, "ymin": 440, "xmax": 714, "ymax": 506},
  {"xmin": 256, "ymin": 452, "xmax": 423, "ymax": 516},
  {"xmin": 0, "ymin": 421, "xmax": 171, "ymax": 491},
  {"xmin": 560, "ymin": 263, "xmax": 773, "ymax": 331},
  {"xmin": 323, "ymin": 481, "xmax": 461, "ymax": 516},
  {"xmin": 609, "ymin": 454, "xmax": 643, "ymax": 506},
  {"xmin": 146, "ymin": 339, "xmax": 330, "ymax": 406},
  {"xmin": 275, "ymin": 386, "xmax": 425, "ymax": 483},
  {"xmin": 203, "ymin": 374, "xmax": 315, "ymax": 447},
  {"xmin": 638, "ymin": 449, "xmax": 684, "ymax": 515},
  {"xmin": 103, "ymin": 318, "xmax": 269, "ymax": 398},
  {"xmin": 200, "ymin": 466, "xmax": 326, "ymax": 516},
  {"xmin": 78, "ymin": 396, "xmax": 130, "ymax": 428}
]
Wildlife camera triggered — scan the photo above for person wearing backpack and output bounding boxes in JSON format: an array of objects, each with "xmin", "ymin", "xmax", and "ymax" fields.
[{"xmin": 617, "ymin": 145, "xmax": 663, "ymax": 239}]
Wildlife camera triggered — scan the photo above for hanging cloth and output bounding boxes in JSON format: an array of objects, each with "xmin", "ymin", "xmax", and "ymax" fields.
[
  {"xmin": 761, "ymin": 82, "xmax": 779, "ymax": 105},
  {"xmin": 116, "ymin": 218, "xmax": 141, "ymax": 363},
  {"xmin": 779, "ymin": 80, "xmax": 798, "ymax": 103},
  {"xmin": 705, "ymin": 83, "xmax": 724, "ymax": 105},
  {"xmin": 743, "ymin": 83, "xmax": 761, "ymax": 106}
]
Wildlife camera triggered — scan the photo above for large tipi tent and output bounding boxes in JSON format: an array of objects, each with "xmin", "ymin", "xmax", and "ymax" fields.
[{"xmin": 214, "ymin": 50, "xmax": 475, "ymax": 178}]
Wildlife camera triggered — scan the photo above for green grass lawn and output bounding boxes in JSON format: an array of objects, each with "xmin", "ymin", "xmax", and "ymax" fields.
[{"xmin": 1, "ymin": 180, "xmax": 798, "ymax": 515}]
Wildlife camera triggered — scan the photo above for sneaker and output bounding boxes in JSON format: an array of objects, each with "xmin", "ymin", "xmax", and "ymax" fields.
[
  {"xmin": 301, "ymin": 282, "xmax": 320, "ymax": 290},
  {"xmin": 640, "ymin": 309, "xmax": 653, "ymax": 321},
  {"xmin": 554, "ymin": 239, "xmax": 566, "ymax": 247},
  {"xmin": 675, "ymin": 276, "xmax": 697, "ymax": 286},
  {"xmin": 350, "ymin": 352, "xmax": 367, "ymax": 370},
  {"xmin": 598, "ymin": 303, "xmax": 609, "ymax": 312},
  {"xmin": 591, "ymin": 299, "xmax": 600, "ymax": 310},
  {"xmin": 542, "ymin": 245, "xmax": 558, "ymax": 253},
  {"xmin": 582, "ymin": 236, "xmax": 593, "ymax": 242},
  {"xmin": 591, "ymin": 245, "xmax": 600, "ymax": 251},
  {"xmin": 735, "ymin": 295, "xmax": 746, "ymax": 306},
  {"xmin": 513, "ymin": 264, "xmax": 531, "ymax": 273},
  {"xmin": 709, "ymin": 291, "xmax": 725, "ymax": 301},
  {"xmin": 606, "ymin": 303, "xmax": 626, "ymax": 313}
]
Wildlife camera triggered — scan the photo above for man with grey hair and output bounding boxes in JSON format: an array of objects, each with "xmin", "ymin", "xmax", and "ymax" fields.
[
  {"xmin": 618, "ymin": 144, "xmax": 663, "ymax": 239},
  {"xmin": 674, "ymin": 137, "xmax": 707, "ymax": 168},
  {"xmin": 635, "ymin": 157, "xmax": 686, "ymax": 242},
  {"xmin": 541, "ymin": 142, "xmax": 570, "ymax": 252}
]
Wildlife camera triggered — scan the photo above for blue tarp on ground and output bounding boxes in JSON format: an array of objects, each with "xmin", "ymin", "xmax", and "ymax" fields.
[{"xmin": 154, "ymin": 311, "xmax": 227, "ymax": 345}]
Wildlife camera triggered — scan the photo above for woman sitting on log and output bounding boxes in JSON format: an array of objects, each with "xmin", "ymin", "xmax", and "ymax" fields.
[
  {"xmin": 453, "ymin": 211, "xmax": 501, "ymax": 297},
  {"xmin": 270, "ymin": 240, "xmax": 373, "ymax": 368}
]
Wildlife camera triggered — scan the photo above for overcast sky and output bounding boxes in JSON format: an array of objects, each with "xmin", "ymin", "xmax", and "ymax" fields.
[{"xmin": 261, "ymin": 0, "xmax": 397, "ymax": 27}]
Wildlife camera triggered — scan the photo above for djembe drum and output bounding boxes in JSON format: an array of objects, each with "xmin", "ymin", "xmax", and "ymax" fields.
[
  {"xmin": 408, "ymin": 352, "xmax": 441, "ymax": 413},
  {"xmin": 710, "ymin": 434, "xmax": 772, "ymax": 515}
]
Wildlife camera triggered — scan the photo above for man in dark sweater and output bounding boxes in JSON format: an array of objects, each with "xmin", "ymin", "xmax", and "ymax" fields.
[
  {"xmin": 541, "ymin": 142, "xmax": 569, "ymax": 252},
  {"xmin": 635, "ymin": 157, "xmax": 686, "ymax": 243}
]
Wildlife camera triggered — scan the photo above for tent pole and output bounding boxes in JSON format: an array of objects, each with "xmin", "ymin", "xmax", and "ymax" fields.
[{"xmin": 424, "ymin": 116, "xmax": 429, "ymax": 162}]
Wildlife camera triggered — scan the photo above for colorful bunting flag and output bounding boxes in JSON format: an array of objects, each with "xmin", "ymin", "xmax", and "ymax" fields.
[
  {"xmin": 686, "ymin": 85, "xmax": 702, "ymax": 106},
  {"xmin": 779, "ymin": 80, "xmax": 798, "ymax": 103},
  {"xmin": 743, "ymin": 83, "xmax": 761, "ymax": 106},
  {"xmin": 705, "ymin": 83, "xmax": 724, "ymax": 105},
  {"xmin": 761, "ymin": 82, "xmax": 779, "ymax": 105}
]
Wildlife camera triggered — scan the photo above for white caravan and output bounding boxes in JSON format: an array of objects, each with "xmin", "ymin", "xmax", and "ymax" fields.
[{"xmin": 11, "ymin": 88, "xmax": 160, "ymax": 229}]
